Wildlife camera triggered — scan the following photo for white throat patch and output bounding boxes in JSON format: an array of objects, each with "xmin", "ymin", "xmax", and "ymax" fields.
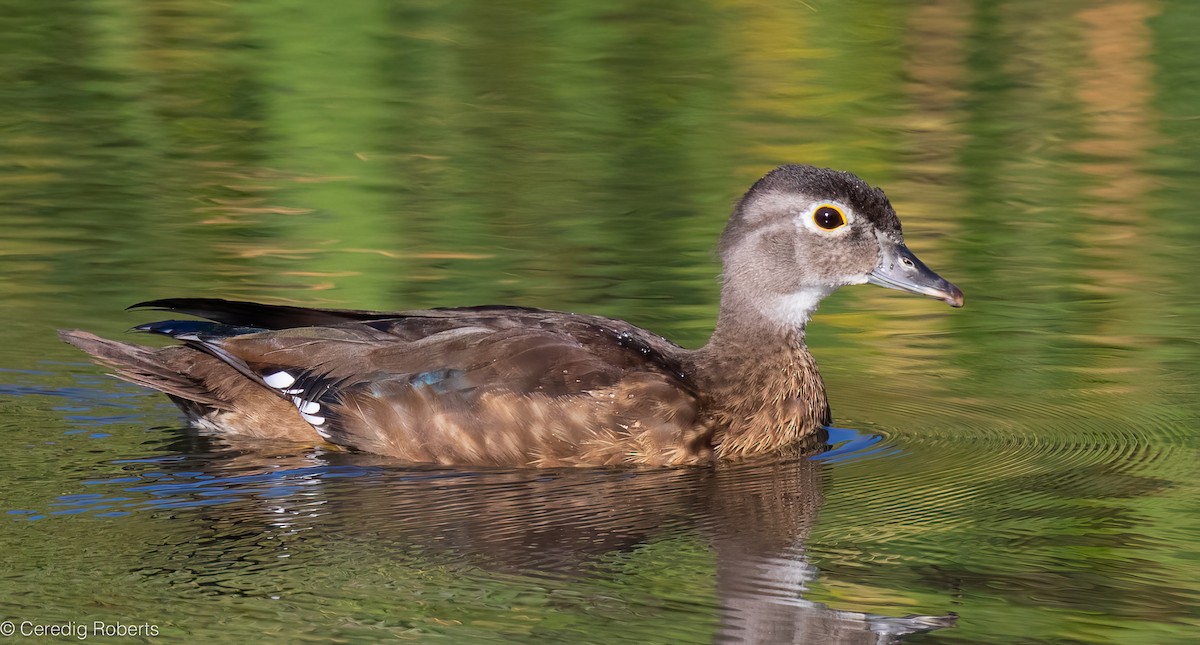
[{"xmin": 763, "ymin": 287, "xmax": 834, "ymax": 327}]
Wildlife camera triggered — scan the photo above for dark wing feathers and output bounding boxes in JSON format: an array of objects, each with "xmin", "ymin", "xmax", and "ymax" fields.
[
  {"xmin": 210, "ymin": 324, "xmax": 640, "ymax": 402},
  {"xmin": 132, "ymin": 319, "xmax": 284, "ymax": 395},
  {"xmin": 129, "ymin": 298, "xmax": 686, "ymax": 374},
  {"xmin": 130, "ymin": 298, "xmax": 548, "ymax": 330},
  {"xmin": 129, "ymin": 298, "xmax": 395, "ymax": 329},
  {"xmin": 132, "ymin": 297, "xmax": 691, "ymax": 390},
  {"xmin": 133, "ymin": 319, "xmax": 267, "ymax": 339}
]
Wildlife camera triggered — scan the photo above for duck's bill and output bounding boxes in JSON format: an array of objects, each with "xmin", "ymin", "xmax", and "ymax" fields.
[{"xmin": 867, "ymin": 241, "xmax": 964, "ymax": 307}]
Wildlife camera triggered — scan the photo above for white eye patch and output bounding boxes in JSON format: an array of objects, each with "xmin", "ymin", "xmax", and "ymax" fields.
[{"xmin": 798, "ymin": 200, "xmax": 855, "ymax": 236}]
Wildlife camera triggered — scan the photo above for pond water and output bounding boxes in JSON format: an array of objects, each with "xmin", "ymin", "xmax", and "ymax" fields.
[{"xmin": 2, "ymin": 0, "xmax": 1198, "ymax": 642}]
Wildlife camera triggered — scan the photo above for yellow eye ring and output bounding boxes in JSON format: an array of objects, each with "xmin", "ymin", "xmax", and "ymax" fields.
[{"xmin": 813, "ymin": 205, "xmax": 847, "ymax": 231}]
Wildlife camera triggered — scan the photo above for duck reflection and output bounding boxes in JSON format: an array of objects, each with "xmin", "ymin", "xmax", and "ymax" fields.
[{"xmin": 147, "ymin": 432, "xmax": 955, "ymax": 643}]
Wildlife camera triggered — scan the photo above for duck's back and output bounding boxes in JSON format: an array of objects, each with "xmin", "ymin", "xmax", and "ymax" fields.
[{"xmin": 61, "ymin": 299, "xmax": 712, "ymax": 467}]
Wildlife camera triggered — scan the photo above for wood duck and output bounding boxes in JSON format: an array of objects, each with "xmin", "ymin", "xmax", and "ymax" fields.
[{"xmin": 61, "ymin": 165, "xmax": 963, "ymax": 467}]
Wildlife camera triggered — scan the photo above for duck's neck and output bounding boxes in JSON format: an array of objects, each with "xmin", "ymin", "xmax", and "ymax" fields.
[{"xmin": 692, "ymin": 287, "xmax": 831, "ymax": 459}]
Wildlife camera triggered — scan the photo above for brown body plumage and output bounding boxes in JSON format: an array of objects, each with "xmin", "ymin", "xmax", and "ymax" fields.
[{"xmin": 61, "ymin": 165, "xmax": 963, "ymax": 467}]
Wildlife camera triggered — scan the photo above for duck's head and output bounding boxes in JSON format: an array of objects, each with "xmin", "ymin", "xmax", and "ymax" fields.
[{"xmin": 718, "ymin": 164, "xmax": 963, "ymax": 328}]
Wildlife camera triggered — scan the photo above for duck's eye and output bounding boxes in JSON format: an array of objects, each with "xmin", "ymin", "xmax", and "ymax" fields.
[{"xmin": 813, "ymin": 205, "xmax": 847, "ymax": 231}]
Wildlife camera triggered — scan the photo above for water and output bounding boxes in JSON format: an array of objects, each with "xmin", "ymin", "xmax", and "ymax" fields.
[{"xmin": 2, "ymin": 0, "xmax": 1199, "ymax": 642}]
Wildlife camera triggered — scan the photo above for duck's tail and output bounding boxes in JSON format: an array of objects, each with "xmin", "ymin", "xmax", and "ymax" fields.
[{"xmin": 58, "ymin": 329, "xmax": 227, "ymax": 408}]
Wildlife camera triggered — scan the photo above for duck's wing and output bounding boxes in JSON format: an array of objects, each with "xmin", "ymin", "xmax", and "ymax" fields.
[
  {"xmin": 132, "ymin": 297, "xmax": 691, "ymax": 390},
  {"xmin": 133, "ymin": 302, "xmax": 704, "ymax": 466},
  {"xmin": 130, "ymin": 297, "xmax": 551, "ymax": 329}
]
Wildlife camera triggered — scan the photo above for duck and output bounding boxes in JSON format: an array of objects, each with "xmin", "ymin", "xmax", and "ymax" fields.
[{"xmin": 60, "ymin": 164, "xmax": 963, "ymax": 467}]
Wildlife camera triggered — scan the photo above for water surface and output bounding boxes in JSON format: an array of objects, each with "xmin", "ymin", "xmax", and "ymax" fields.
[{"xmin": 2, "ymin": 0, "xmax": 1199, "ymax": 642}]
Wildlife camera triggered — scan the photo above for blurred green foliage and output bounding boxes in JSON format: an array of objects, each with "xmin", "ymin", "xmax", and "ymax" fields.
[{"xmin": 0, "ymin": 0, "xmax": 1198, "ymax": 642}]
